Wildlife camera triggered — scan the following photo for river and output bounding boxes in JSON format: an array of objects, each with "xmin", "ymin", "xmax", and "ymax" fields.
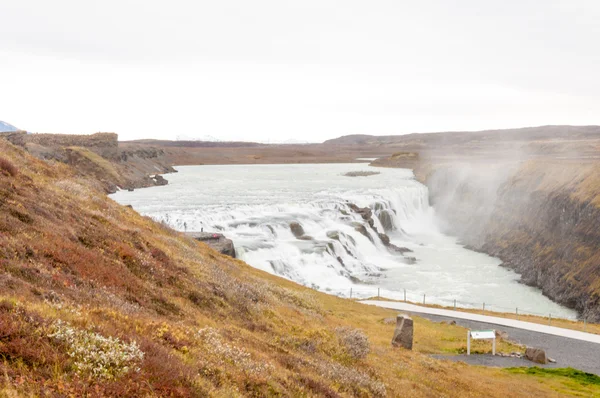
[{"xmin": 110, "ymin": 163, "xmax": 576, "ymax": 319}]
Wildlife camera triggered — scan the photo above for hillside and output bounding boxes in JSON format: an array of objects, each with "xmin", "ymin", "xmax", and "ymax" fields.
[{"xmin": 0, "ymin": 134, "xmax": 592, "ymax": 395}]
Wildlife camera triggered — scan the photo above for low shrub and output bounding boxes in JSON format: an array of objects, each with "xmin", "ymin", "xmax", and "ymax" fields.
[
  {"xmin": 48, "ymin": 320, "xmax": 144, "ymax": 380},
  {"xmin": 335, "ymin": 326, "xmax": 370, "ymax": 360},
  {"xmin": 0, "ymin": 157, "xmax": 17, "ymax": 177}
]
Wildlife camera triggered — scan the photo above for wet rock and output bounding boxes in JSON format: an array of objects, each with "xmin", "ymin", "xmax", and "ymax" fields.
[
  {"xmin": 152, "ymin": 174, "xmax": 168, "ymax": 186},
  {"xmin": 327, "ymin": 231, "xmax": 340, "ymax": 240},
  {"xmin": 289, "ymin": 222, "xmax": 305, "ymax": 238},
  {"xmin": 392, "ymin": 314, "xmax": 413, "ymax": 350},
  {"xmin": 186, "ymin": 232, "xmax": 236, "ymax": 258},
  {"xmin": 297, "ymin": 235, "xmax": 314, "ymax": 241},
  {"xmin": 378, "ymin": 233, "xmax": 390, "ymax": 246},
  {"xmin": 378, "ymin": 210, "xmax": 395, "ymax": 231},
  {"xmin": 404, "ymin": 256, "xmax": 417, "ymax": 264},
  {"xmin": 525, "ymin": 347, "xmax": 548, "ymax": 364},
  {"xmin": 348, "ymin": 203, "xmax": 373, "ymax": 221},
  {"xmin": 353, "ymin": 222, "xmax": 373, "ymax": 242}
]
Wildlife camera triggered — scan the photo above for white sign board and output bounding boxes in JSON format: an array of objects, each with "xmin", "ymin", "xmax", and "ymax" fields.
[
  {"xmin": 470, "ymin": 330, "xmax": 496, "ymax": 339},
  {"xmin": 467, "ymin": 330, "xmax": 496, "ymax": 355}
]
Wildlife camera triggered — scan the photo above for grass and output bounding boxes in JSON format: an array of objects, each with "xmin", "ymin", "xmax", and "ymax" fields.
[
  {"xmin": 506, "ymin": 367, "xmax": 600, "ymax": 396},
  {"xmin": 0, "ymin": 138, "xmax": 597, "ymax": 396}
]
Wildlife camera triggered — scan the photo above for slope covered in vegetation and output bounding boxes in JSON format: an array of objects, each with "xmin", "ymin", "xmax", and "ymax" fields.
[{"xmin": 0, "ymin": 139, "xmax": 595, "ymax": 396}]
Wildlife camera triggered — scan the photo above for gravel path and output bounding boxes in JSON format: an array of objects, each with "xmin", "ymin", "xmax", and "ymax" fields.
[{"xmin": 361, "ymin": 301, "xmax": 600, "ymax": 375}]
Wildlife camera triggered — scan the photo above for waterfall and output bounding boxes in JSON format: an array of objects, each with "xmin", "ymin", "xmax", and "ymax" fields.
[{"xmin": 151, "ymin": 184, "xmax": 432, "ymax": 292}]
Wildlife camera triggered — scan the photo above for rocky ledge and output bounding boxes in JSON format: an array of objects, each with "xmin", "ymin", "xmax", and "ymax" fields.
[{"xmin": 185, "ymin": 232, "xmax": 236, "ymax": 258}]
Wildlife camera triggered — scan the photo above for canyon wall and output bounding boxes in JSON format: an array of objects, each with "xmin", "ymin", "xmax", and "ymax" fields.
[{"xmin": 410, "ymin": 159, "xmax": 600, "ymax": 321}]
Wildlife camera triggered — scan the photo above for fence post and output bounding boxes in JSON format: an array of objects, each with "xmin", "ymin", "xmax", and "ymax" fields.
[
  {"xmin": 483, "ymin": 302, "xmax": 485, "ymax": 312},
  {"xmin": 516, "ymin": 308, "xmax": 519, "ymax": 320},
  {"xmin": 584, "ymin": 318, "xmax": 587, "ymax": 332},
  {"xmin": 377, "ymin": 288, "xmax": 380, "ymax": 298},
  {"xmin": 404, "ymin": 289, "xmax": 406, "ymax": 302},
  {"xmin": 454, "ymin": 299, "xmax": 456, "ymax": 311},
  {"xmin": 423, "ymin": 294, "xmax": 426, "ymax": 305},
  {"xmin": 350, "ymin": 288, "xmax": 352, "ymax": 299},
  {"xmin": 549, "ymin": 313, "xmax": 551, "ymax": 326}
]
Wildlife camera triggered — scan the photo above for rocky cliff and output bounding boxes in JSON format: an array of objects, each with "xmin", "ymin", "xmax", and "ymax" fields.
[
  {"xmin": 0, "ymin": 132, "xmax": 175, "ymax": 193},
  {"xmin": 376, "ymin": 152, "xmax": 600, "ymax": 322}
]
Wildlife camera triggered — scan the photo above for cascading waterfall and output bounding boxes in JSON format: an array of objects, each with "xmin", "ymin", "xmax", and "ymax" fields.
[
  {"xmin": 152, "ymin": 186, "xmax": 428, "ymax": 292},
  {"xmin": 110, "ymin": 163, "xmax": 577, "ymax": 319}
]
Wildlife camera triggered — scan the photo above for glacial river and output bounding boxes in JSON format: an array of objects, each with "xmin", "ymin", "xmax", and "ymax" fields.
[{"xmin": 110, "ymin": 163, "xmax": 576, "ymax": 319}]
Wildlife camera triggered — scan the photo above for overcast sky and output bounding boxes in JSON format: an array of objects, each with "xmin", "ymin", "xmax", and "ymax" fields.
[{"xmin": 1, "ymin": 1, "xmax": 599, "ymax": 142}]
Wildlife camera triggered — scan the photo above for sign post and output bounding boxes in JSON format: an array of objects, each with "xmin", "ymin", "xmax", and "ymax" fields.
[{"xmin": 467, "ymin": 330, "xmax": 496, "ymax": 355}]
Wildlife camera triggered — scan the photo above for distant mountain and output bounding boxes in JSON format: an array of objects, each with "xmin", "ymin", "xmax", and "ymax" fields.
[{"xmin": 0, "ymin": 121, "xmax": 19, "ymax": 132}]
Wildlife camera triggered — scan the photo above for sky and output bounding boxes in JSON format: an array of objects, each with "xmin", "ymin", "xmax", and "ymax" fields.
[{"xmin": 0, "ymin": 0, "xmax": 599, "ymax": 143}]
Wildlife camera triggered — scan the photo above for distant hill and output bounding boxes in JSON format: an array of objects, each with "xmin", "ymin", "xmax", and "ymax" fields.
[{"xmin": 0, "ymin": 121, "xmax": 18, "ymax": 132}]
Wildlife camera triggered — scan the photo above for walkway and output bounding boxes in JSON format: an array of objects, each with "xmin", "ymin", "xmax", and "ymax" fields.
[
  {"xmin": 360, "ymin": 300, "xmax": 600, "ymax": 375},
  {"xmin": 360, "ymin": 300, "xmax": 600, "ymax": 344}
]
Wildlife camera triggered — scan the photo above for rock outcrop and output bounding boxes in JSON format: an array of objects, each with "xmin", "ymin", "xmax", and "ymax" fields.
[
  {"xmin": 391, "ymin": 314, "xmax": 413, "ymax": 350},
  {"xmin": 0, "ymin": 132, "xmax": 176, "ymax": 193},
  {"xmin": 185, "ymin": 232, "xmax": 236, "ymax": 258},
  {"xmin": 525, "ymin": 347, "xmax": 548, "ymax": 364},
  {"xmin": 289, "ymin": 222, "xmax": 305, "ymax": 238}
]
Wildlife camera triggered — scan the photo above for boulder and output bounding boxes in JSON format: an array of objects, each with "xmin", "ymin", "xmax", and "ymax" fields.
[
  {"xmin": 391, "ymin": 314, "xmax": 413, "ymax": 350},
  {"xmin": 153, "ymin": 174, "xmax": 168, "ymax": 186},
  {"xmin": 495, "ymin": 330, "xmax": 509, "ymax": 340},
  {"xmin": 525, "ymin": 347, "xmax": 548, "ymax": 364},
  {"xmin": 185, "ymin": 232, "xmax": 236, "ymax": 258},
  {"xmin": 289, "ymin": 222, "xmax": 305, "ymax": 238}
]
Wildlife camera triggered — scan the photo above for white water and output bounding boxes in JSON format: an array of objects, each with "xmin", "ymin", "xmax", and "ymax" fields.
[{"xmin": 110, "ymin": 163, "xmax": 576, "ymax": 319}]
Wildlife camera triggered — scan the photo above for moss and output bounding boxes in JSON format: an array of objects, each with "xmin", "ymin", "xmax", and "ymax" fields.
[{"xmin": 506, "ymin": 367, "xmax": 600, "ymax": 386}]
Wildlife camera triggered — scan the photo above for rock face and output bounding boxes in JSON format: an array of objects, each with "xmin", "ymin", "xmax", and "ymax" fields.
[
  {"xmin": 422, "ymin": 161, "xmax": 600, "ymax": 321},
  {"xmin": 525, "ymin": 347, "xmax": 548, "ymax": 364},
  {"xmin": 289, "ymin": 222, "xmax": 305, "ymax": 238},
  {"xmin": 377, "ymin": 210, "xmax": 395, "ymax": 231},
  {"xmin": 391, "ymin": 314, "xmax": 413, "ymax": 350},
  {"xmin": 186, "ymin": 232, "xmax": 236, "ymax": 258}
]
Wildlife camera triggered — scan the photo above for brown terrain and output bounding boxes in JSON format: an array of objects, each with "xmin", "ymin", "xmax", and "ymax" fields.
[
  {"xmin": 2, "ymin": 126, "xmax": 600, "ymax": 395},
  {"xmin": 6, "ymin": 130, "xmax": 599, "ymax": 396}
]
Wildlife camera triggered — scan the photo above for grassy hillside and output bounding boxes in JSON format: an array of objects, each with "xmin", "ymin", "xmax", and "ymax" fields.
[{"xmin": 0, "ymin": 139, "xmax": 597, "ymax": 396}]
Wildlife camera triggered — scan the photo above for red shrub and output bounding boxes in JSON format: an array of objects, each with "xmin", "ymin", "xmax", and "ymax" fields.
[{"xmin": 0, "ymin": 157, "xmax": 17, "ymax": 177}]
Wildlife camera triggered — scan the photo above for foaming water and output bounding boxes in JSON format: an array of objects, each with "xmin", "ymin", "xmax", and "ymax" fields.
[{"xmin": 110, "ymin": 164, "xmax": 576, "ymax": 319}]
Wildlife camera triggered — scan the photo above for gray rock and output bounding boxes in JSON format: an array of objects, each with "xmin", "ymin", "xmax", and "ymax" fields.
[
  {"xmin": 392, "ymin": 314, "xmax": 413, "ymax": 350},
  {"xmin": 495, "ymin": 330, "xmax": 509, "ymax": 340},
  {"xmin": 525, "ymin": 347, "xmax": 548, "ymax": 364},
  {"xmin": 327, "ymin": 230, "xmax": 340, "ymax": 240},
  {"xmin": 378, "ymin": 233, "xmax": 390, "ymax": 246},
  {"xmin": 377, "ymin": 210, "xmax": 395, "ymax": 231},
  {"xmin": 289, "ymin": 222, "xmax": 305, "ymax": 238},
  {"xmin": 185, "ymin": 232, "xmax": 236, "ymax": 258}
]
